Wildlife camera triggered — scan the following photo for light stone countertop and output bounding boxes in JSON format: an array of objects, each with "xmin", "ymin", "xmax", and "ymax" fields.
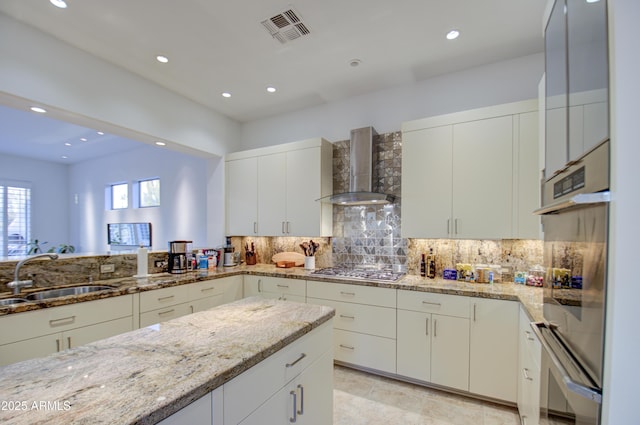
[
  {"xmin": 0, "ymin": 297, "xmax": 335, "ymax": 425},
  {"xmin": 0, "ymin": 264, "xmax": 543, "ymax": 322}
]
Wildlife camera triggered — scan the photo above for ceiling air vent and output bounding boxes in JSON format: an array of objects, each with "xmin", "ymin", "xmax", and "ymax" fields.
[{"xmin": 261, "ymin": 8, "xmax": 310, "ymax": 44}]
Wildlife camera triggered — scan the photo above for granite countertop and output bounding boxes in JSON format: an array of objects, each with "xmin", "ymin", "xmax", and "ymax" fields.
[
  {"xmin": 0, "ymin": 297, "xmax": 335, "ymax": 425},
  {"xmin": 0, "ymin": 264, "xmax": 544, "ymax": 321}
]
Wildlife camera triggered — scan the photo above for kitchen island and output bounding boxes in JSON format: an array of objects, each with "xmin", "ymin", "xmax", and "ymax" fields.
[{"xmin": 0, "ymin": 297, "xmax": 335, "ymax": 424}]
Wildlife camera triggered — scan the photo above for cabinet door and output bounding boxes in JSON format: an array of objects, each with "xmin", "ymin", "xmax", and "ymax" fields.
[
  {"xmin": 0, "ymin": 333, "xmax": 61, "ymax": 366},
  {"xmin": 517, "ymin": 111, "xmax": 542, "ymax": 239},
  {"xmin": 401, "ymin": 126, "xmax": 453, "ymax": 238},
  {"xmin": 286, "ymin": 147, "xmax": 322, "ymax": 236},
  {"xmin": 430, "ymin": 314, "xmax": 469, "ymax": 391},
  {"xmin": 226, "ymin": 157, "xmax": 258, "ymax": 236},
  {"xmin": 139, "ymin": 303, "xmax": 193, "ymax": 327},
  {"xmin": 397, "ymin": 309, "xmax": 430, "ymax": 382},
  {"xmin": 452, "ymin": 116, "xmax": 513, "ymax": 239},
  {"xmin": 469, "ymin": 298, "xmax": 519, "ymax": 402},
  {"xmin": 157, "ymin": 388, "xmax": 222, "ymax": 425},
  {"xmin": 258, "ymin": 153, "xmax": 287, "ymax": 235}
]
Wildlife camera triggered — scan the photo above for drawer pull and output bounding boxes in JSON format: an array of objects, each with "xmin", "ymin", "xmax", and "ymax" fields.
[
  {"xmin": 425, "ymin": 318, "xmax": 429, "ymax": 336},
  {"xmin": 473, "ymin": 303, "xmax": 477, "ymax": 322},
  {"xmin": 339, "ymin": 344, "xmax": 355, "ymax": 350},
  {"xmin": 422, "ymin": 301, "xmax": 441, "ymax": 307},
  {"xmin": 50, "ymin": 316, "xmax": 76, "ymax": 327},
  {"xmin": 56, "ymin": 339, "xmax": 61, "ymax": 352},
  {"xmin": 434, "ymin": 319, "xmax": 438, "ymax": 337},
  {"xmin": 522, "ymin": 368, "xmax": 533, "ymax": 381},
  {"xmin": 158, "ymin": 309, "xmax": 175, "ymax": 316},
  {"xmin": 289, "ymin": 390, "xmax": 297, "ymax": 423},
  {"xmin": 200, "ymin": 286, "xmax": 216, "ymax": 292},
  {"xmin": 525, "ymin": 330, "xmax": 535, "ymax": 341},
  {"xmin": 67, "ymin": 336, "xmax": 72, "ymax": 349},
  {"xmin": 158, "ymin": 295, "xmax": 175, "ymax": 302},
  {"xmin": 340, "ymin": 291, "xmax": 356, "ymax": 296},
  {"xmin": 286, "ymin": 353, "xmax": 307, "ymax": 368},
  {"xmin": 277, "ymin": 284, "xmax": 290, "ymax": 289},
  {"xmin": 297, "ymin": 384, "xmax": 304, "ymax": 415},
  {"xmin": 339, "ymin": 314, "xmax": 355, "ymax": 320}
]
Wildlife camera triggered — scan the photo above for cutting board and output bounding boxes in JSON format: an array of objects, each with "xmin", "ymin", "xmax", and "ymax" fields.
[{"xmin": 271, "ymin": 252, "xmax": 305, "ymax": 266}]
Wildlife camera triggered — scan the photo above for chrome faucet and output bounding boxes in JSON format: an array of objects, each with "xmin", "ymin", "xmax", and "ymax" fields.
[{"xmin": 7, "ymin": 253, "xmax": 59, "ymax": 295}]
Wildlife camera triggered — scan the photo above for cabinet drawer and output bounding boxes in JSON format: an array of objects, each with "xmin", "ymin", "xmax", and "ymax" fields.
[
  {"xmin": 140, "ymin": 286, "xmax": 191, "ymax": 313},
  {"xmin": 139, "ymin": 303, "xmax": 193, "ymax": 327},
  {"xmin": 187, "ymin": 279, "xmax": 226, "ymax": 300},
  {"xmin": 258, "ymin": 276, "xmax": 306, "ymax": 297},
  {"xmin": 333, "ymin": 329, "xmax": 396, "ymax": 374},
  {"xmin": 307, "ymin": 280, "xmax": 395, "ymax": 308},
  {"xmin": 224, "ymin": 320, "xmax": 332, "ymax": 425},
  {"xmin": 0, "ymin": 295, "xmax": 133, "ymax": 345},
  {"xmin": 307, "ymin": 298, "xmax": 395, "ymax": 338},
  {"xmin": 397, "ymin": 290, "xmax": 470, "ymax": 318}
]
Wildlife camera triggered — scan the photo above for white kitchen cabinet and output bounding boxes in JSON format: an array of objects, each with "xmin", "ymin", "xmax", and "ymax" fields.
[
  {"xmin": 157, "ymin": 387, "xmax": 223, "ymax": 425},
  {"xmin": 243, "ymin": 275, "xmax": 306, "ymax": 303},
  {"xmin": 517, "ymin": 306, "xmax": 541, "ymax": 425},
  {"xmin": 515, "ymin": 111, "xmax": 542, "ymax": 239},
  {"xmin": 0, "ymin": 295, "xmax": 134, "ymax": 366},
  {"xmin": 225, "ymin": 138, "xmax": 333, "ymax": 237},
  {"xmin": 401, "ymin": 100, "xmax": 539, "ymax": 239},
  {"xmin": 469, "ymin": 297, "xmax": 519, "ymax": 403},
  {"xmin": 396, "ymin": 291, "xmax": 470, "ymax": 391},
  {"xmin": 226, "ymin": 156, "xmax": 259, "ymax": 236},
  {"xmin": 224, "ymin": 320, "xmax": 332, "ymax": 425},
  {"xmin": 140, "ymin": 277, "xmax": 244, "ymax": 327},
  {"xmin": 307, "ymin": 280, "xmax": 397, "ymax": 374}
]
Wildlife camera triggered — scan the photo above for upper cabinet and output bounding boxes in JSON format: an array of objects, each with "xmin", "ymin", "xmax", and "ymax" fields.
[
  {"xmin": 544, "ymin": 0, "xmax": 609, "ymax": 180},
  {"xmin": 401, "ymin": 100, "xmax": 541, "ymax": 240},
  {"xmin": 225, "ymin": 138, "xmax": 333, "ymax": 237}
]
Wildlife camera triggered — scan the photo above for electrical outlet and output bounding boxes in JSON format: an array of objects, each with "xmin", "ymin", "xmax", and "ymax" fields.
[
  {"xmin": 154, "ymin": 260, "xmax": 167, "ymax": 268},
  {"xmin": 100, "ymin": 264, "xmax": 115, "ymax": 273}
]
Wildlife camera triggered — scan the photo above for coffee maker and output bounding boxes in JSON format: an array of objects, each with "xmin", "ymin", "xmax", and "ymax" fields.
[{"xmin": 168, "ymin": 240, "xmax": 192, "ymax": 274}]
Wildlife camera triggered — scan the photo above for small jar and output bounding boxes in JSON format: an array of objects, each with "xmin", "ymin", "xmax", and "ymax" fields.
[{"xmin": 527, "ymin": 265, "xmax": 545, "ymax": 287}]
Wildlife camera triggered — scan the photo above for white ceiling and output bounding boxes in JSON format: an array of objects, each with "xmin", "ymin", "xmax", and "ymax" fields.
[{"xmin": 0, "ymin": 0, "xmax": 547, "ymax": 163}]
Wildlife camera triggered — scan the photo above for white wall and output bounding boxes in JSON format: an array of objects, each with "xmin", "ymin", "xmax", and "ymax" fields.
[
  {"xmin": 602, "ymin": 1, "xmax": 640, "ymax": 423},
  {"xmin": 240, "ymin": 53, "xmax": 544, "ymax": 149},
  {"xmin": 0, "ymin": 13, "xmax": 241, "ymax": 157},
  {"xmin": 0, "ymin": 154, "xmax": 69, "ymax": 249},
  {"xmin": 68, "ymin": 145, "xmax": 212, "ymax": 253}
]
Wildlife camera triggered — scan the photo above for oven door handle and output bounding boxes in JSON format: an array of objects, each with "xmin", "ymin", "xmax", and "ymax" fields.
[
  {"xmin": 531, "ymin": 322, "xmax": 603, "ymax": 404},
  {"xmin": 534, "ymin": 191, "xmax": 610, "ymax": 215}
]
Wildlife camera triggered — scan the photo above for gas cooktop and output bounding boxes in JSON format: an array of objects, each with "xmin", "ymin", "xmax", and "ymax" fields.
[{"xmin": 311, "ymin": 267, "xmax": 405, "ymax": 282}]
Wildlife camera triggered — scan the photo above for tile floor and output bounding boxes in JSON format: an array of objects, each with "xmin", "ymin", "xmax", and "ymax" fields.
[{"xmin": 333, "ymin": 365, "xmax": 520, "ymax": 425}]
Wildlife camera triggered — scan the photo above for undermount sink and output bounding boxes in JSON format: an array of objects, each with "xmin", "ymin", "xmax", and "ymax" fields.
[
  {"xmin": 25, "ymin": 285, "xmax": 115, "ymax": 301},
  {"xmin": 0, "ymin": 297, "xmax": 29, "ymax": 306}
]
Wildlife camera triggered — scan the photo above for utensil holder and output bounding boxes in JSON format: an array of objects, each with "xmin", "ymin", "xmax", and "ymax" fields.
[
  {"xmin": 246, "ymin": 254, "xmax": 257, "ymax": 265},
  {"xmin": 304, "ymin": 256, "xmax": 315, "ymax": 270}
]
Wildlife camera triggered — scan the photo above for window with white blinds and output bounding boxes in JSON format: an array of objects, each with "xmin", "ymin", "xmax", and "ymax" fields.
[{"xmin": 0, "ymin": 181, "xmax": 32, "ymax": 257}]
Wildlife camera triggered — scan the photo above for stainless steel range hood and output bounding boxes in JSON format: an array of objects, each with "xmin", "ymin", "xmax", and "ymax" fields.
[{"xmin": 320, "ymin": 126, "xmax": 396, "ymax": 205}]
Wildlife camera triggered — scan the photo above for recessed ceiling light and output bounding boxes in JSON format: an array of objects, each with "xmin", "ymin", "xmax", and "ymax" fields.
[
  {"xmin": 349, "ymin": 59, "xmax": 362, "ymax": 67},
  {"xmin": 50, "ymin": 0, "xmax": 67, "ymax": 9},
  {"xmin": 61, "ymin": 155, "xmax": 68, "ymax": 159},
  {"xmin": 266, "ymin": 86, "xmax": 277, "ymax": 93},
  {"xmin": 30, "ymin": 106, "xmax": 47, "ymax": 113},
  {"xmin": 156, "ymin": 55, "xmax": 169, "ymax": 64},
  {"xmin": 96, "ymin": 131, "xmax": 104, "ymax": 135},
  {"xmin": 80, "ymin": 137, "xmax": 88, "ymax": 142},
  {"xmin": 222, "ymin": 92, "xmax": 231, "ymax": 98},
  {"xmin": 155, "ymin": 141, "xmax": 166, "ymax": 146},
  {"xmin": 586, "ymin": 0, "xmax": 600, "ymax": 3},
  {"xmin": 64, "ymin": 142, "xmax": 72, "ymax": 146},
  {"xmin": 446, "ymin": 29, "xmax": 460, "ymax": 40}
]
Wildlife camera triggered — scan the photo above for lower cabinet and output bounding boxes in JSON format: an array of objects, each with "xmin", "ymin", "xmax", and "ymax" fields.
[
  {"xmin": 469, "ymin": 298, "xmax": 519, "ymax": 403},
  {"xmin": 396, "ymin": 291, "xmax": 470, "ymax": 392},
  {"xmin": 0, "ymin": 295, "xmax": 134, "ymax": 366},
  {"xmin": 157, "ymin": 387, "xmax": 223, "ymax": 425},
  {"xmin": 243, "ymin": 275, "xmax": 306, "ymax": 303},
  {"xmin": 517, "ymin": 306, "xmax": 541, "ymax": 425}
]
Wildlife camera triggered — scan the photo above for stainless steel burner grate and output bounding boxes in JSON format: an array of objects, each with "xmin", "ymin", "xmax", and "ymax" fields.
[{"xmin": 311, "ymin": 267, "xmax": 404, "ymax": 282}]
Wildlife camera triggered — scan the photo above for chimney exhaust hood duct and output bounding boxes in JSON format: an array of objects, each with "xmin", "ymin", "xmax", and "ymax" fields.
[{"xmin": 321, "ymin": 126, "xmax": 396, "ymax": 206}]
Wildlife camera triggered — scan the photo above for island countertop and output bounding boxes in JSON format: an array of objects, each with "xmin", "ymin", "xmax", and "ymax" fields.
[{"xmin": 0, "ymin": 297, "xmax": 335, "ymax": 425}]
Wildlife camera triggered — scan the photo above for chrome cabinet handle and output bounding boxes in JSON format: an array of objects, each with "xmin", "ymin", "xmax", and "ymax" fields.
[
  {"xmin": 277, "ymin": 284, "xmax": 290, "ymax": 288},
  {"xmin": 50, "ymin": 316, "xmax": 76, "ymax": 326},
  {"xmin": 422, "ymin": 301, "xmax": 441, "ymax": 306},
  {"xmin": 522, "ymin": 368, "xmax": 533, "ymax": 381},
  {"xmin": 455, "ymin": 218, "xmax": 459, "ymax": 234},
  {"xmin": 282, "ymin": 222, "xmax": 286, "ymax": 234},
  {"xmin": 339, "ymin": 344, "xmax": 355, "ymax": 350},
  {"xmin": 254, "ymin": 222, "xmax": 258, "ymax": 234},
  {"xmin": 200, "ymin": 286, "xmax": 215, "ymax": 292},
  {"xmin": 257, "ymin": 279, "xmax": 262, "ymax": 292},
  {"xmin": 67, "ymin": 336, "xmax": 72, "ymax": 349},
  {"xmin": 158, "ymin": 309, "xmax": 175, "ymax": 316},
  {"xmin": 434, "ymin": 319, "xmax": 438, "ymax": 337},
  {"xmin": 525, "ymin": 330, "xmax": 535, "ymax": 341},
  {"xmin": 339, "ymin": 314, "xmax": 355, "ymax": 320},
  {"xmin": 447, "ymin": 219, "xmax": 450, "ymax": 235},
  {"xmin": 473, "ymin": 304, "xmax": 477, "ymax": 322},
  {"xmin": 425, "ymin": 318, "xmax": 429, "ymax": 336},
  {"xmin": 297, "ymin": 384, "xmax": 304, "ymax": 415},
  {"xmin": 340, "ymin": 291, "xmax": 356, "ymax": 296},
  {"xmin": 287, "ymin": 221, "xmax": 291, "ymax": 234},
  {"xmin": 158, "ymin": 295, "xmax": 175, "ymax": 302},
  {"xmin": 289, "ymin": 390, "xmax": 297, "ymax": 423},
  {"xmin": 56, "ymin": 339, "xmax": 61, "ymax": 352},
  {"xmin": 286, "ymin": 353, "xmax": 307, "ymax": 368}
]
